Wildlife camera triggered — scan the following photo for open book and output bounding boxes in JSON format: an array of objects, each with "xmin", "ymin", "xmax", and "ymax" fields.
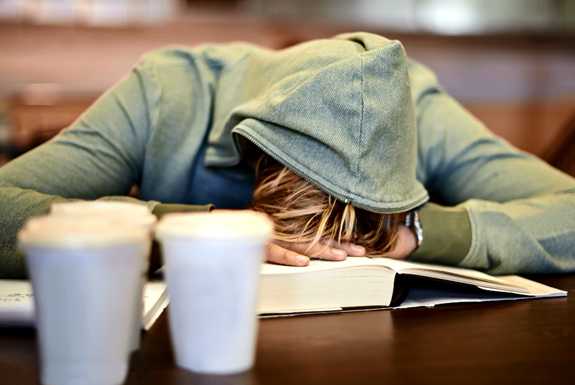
[
  {"xmin": 2, "ymin": 258, "xmax": 567, "ymax": 324},
  {"xmin": 0, "ymin": 280, "xmax": 168, "ymax": 330},
  {"xmin": 258, "ymin": 257, "xmax": 567, "ymax": 315}
]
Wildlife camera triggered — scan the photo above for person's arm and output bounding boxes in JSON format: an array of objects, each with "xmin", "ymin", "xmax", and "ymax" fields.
[
  {"xmin": 410, "ymin": 90, "xmax": 575, "ymax": 274},
  {"xmin": 0, "ymin": 57, "xmax": 210, "ymax": 278}
]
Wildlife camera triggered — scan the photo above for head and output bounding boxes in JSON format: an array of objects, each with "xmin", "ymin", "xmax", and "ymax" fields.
[
  {"xmin": 250, "ymin": 153, "xmax": 406, "ymax": 257},
  {"xmin": 224, "ymin": 34, "xmax": 427, "ymax": 226}
]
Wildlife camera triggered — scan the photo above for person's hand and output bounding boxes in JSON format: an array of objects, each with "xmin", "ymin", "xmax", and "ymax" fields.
[
  {"xmin": 265, "ymin": 225, "xmax": 416, "ymax": 267},
  {"xmin": 266, "ymin": 240, "xmax": 366, "ymax": 267},
  {"xmin": 382, "ymin": 225, "xmax": 417, "ymax": 260}
]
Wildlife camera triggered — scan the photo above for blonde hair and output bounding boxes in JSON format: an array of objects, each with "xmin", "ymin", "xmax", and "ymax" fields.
[{"xmin": 251, "ymin": 154, "xmax": 405, "ymax": 257}]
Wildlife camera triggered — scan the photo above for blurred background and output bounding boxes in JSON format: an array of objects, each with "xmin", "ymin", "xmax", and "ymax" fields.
[{"xmin": 1, "ymin": 0, "xmax": 574, "ymax": 174}]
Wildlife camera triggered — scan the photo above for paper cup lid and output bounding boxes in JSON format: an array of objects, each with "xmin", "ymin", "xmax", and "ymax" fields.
[
  {"xmin": 18, "ymin": 215, "xmax": 149, "ymax": 248},
  {"xmin": 155, "ymin": 210, "xmax": 273, "ymax": 241},
  {"xmin": 50, "ymin": 201, "xmax": 156, "ymax": 229},
  {"xmin": 51, "ymin": 201, "xmax": 151, "ymax": 217}
]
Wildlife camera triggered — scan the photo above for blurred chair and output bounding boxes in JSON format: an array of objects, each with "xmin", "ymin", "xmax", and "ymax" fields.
[{"xmin": 545, "ymin": 111, "xmax": 575, "ymax": 177}]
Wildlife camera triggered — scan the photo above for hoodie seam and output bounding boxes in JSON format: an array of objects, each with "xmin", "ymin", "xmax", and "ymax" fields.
[
  {"xmin": 235, "ymin": 126, "xmax": 429, "ymax": 210},
  {"xmin": 358, "ymin": 54, "xmax": 365, "ymax": 177},
  {"xmin": 459, "ymin": 206, "xmax": 484, "ymax": 270}
]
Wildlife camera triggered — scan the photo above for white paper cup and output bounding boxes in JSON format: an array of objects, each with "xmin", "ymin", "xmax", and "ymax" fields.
[
  {"xmin": 49, "ymin": 201, "xmax": 156, "ymax": 352},
  {"xmin": 19, "ymin": 216, "xmax": 149, "ymax": 385},
  {"xmin": 155, "ymin": 210, "xmax": 273, "ymax": 374}
]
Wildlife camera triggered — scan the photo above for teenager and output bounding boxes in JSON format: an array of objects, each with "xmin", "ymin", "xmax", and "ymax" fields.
[{"xmin": 1, "ymin": 32, "xmax": 574, "ymax": 278}]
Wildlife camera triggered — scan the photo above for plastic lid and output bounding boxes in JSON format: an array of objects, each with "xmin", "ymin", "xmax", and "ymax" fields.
[
  {"xmin": 51, "ymin": 201, "xmax": 151, "ymax": 217},
  {"xmin": 50, "ymin": 201, "xmax": 156, "ymax": 230},
  {"xmin": 155, "ymin": 210, "xmax": 273, "ymax": 241},
  {"xmin": 18, "ymin": 215, "xmax": 149, "ymax": 248}
]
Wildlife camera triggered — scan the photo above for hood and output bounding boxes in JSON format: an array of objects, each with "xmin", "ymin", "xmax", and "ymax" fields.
[{"xmin": 206, "ymin": 32, "xmax": 429, "ymax": 213}]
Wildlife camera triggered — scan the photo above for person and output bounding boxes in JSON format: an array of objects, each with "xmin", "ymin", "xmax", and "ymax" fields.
[{"xmin": 0, "ymin": 32, "xmax": 574, "ymax": 279}]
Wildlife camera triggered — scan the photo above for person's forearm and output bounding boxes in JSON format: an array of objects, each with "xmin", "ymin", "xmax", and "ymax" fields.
[
  {"xmin": 0, "ymin": 184, "xmax": 214, "ymax": 278},
  {"xmin": 409, "ymin": 202, "xmax": 472, "ymax": 266},
  {"xmin": 457, "ymin": 190, "xmax": 575, "ymax": 274},
  {"xmin": 409, "ymin": 191, "xmax": 575, "ymax": 275},
  {"xmin": 415, "ymin": 83, "xmax": 575, "ymax": 274},
  {"xmin": 0, "ymin": 185, "xmax": 71, "ymax": 278},
  {"xmin": 0, "ymin": 59, "xmax": 157, "ymax": 279}
]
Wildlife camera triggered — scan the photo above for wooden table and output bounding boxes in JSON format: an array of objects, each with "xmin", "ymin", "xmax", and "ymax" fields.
[{"xmin": 1, "ymin": 275, "xmax": 574, "ymax": 385}]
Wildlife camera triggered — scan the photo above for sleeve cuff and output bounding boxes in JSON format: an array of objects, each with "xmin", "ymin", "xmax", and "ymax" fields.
[
  {"xmin": 152, "ymin": 203, "xmax": 214, "ymax": 219},
  {"xmin": 408, "ymin": 202, "xmax": 472, "ymax": 266}
]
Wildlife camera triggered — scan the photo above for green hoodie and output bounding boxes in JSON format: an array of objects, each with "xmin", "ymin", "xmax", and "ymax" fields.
[{"xmin": 0, "ymin": 32, "xmax": 574, "ymax": 278}]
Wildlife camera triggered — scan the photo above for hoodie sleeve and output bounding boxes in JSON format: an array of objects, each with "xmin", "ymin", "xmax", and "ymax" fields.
[
  {"xmin": 0, "ymin": 57, "xmax": 212, "ymax": 278},
  {"xmin": 411, "ymin": 90, "xmax": 575, "ymax": 274}
]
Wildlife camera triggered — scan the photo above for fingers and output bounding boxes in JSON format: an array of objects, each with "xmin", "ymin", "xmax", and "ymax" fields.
[
  {"xmin": 266, "ymin": 243, "xmax": 310, "ymax": 267},
  {"xmin": 333, "ymin": 241, "xmax": 366, "ymax": 257},
  {"xmin": 286, "ymin": 241, "xmax": 348, "ymax": 261},
  {"xmin": 266, "ymin": 240, "xmax": 367, "ymax": 267}
]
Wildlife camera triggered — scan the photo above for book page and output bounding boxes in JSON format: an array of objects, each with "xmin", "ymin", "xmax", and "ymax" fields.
[
  {"xmin": 0, "ymin": 280, "xmax": 34, "ymax": 326},
  {"xmin": 370, "ymin": 257, "xmax": 532, "ymax": 292},
  {"xmin": 263, "ymin": 257, "xmax": 517, "ymax": 289},
  {"xmin": 374, "ymin": 258, "xmax": 512, "ymax": 284},
  {"xmin": 259, "ymin": 260, "xmax": 397, "ymax": 314},
  {"xmin": 261, "ymin": 257, "xmax": 390, "ymax": 275},
  {"xmin": 142, "ymin": 281, "xmax": 169, "ymax": 331},
  {"xmin": 0, "ymin": 279, "xmax": 168, "ymax": 330},
  {"xmin": 261, "ymin": 257, "xmax": 560, "ymax": 296},
  {"xmin": 478, "ymin": 275, "xmax": 567, "ymax": 297}
]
